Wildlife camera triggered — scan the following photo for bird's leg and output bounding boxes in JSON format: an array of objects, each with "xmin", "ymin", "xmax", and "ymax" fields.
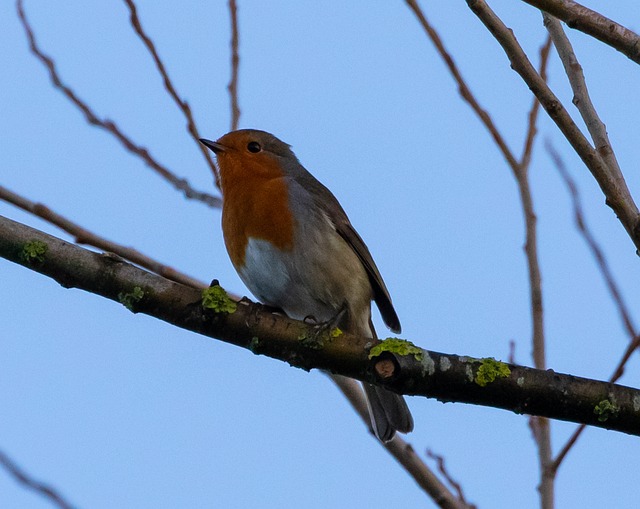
[
  {"xmin": 258, "ymin": 302, "xmax": 286, "ymax": 315},
  {"xmin": 301, "ymin": 304, "xmax": 348, "ymax": 349}
]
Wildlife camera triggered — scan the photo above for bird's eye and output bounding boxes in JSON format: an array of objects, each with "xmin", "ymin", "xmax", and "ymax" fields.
[{"xmin": 247, "ymin": 141, "xmax": 261, "ymax": 153}]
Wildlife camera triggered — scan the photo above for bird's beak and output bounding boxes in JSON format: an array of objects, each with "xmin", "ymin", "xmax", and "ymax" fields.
[{"xmin": 199, "ymin": 138, "xmax": 227, "ymax": 154}]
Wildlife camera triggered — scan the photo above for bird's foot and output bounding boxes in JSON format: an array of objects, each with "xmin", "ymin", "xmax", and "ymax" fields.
[{"xmin": 301, "ymin": 306, "xmax": 347, "ymax": 349}]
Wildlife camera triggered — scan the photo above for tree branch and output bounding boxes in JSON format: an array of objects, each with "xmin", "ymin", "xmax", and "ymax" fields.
[
  {"xmin": 425, "ymin": 448, "xmax": 476, "ymax": 508},
  {"xmin": 329, "ymin": 376, "xmax": 469, "ymax": 509},
  {"xmin": 546, "ymin": 141, "xmax": 640, "ymax": 473},
  {"xmin": 227, "ymin": 0, "xmax": 241, "ymax": 131},
  {"xmin": 521, "ymin": 0, "xmax": 640, "ymax": 64},
  {"xmin": 122, "ymin": 0, "xmax": 220, "ymax": 187},
  {"xmin": 543, "ymin": 13, "xmax": 623, "ymax": 191},
  {"xmin": 15, "ymin": 0, "xmax": 221, "ymax": 208},
  {"xmin": 404, "ymin": 0, "xmax": 518, "ymax": 169},
  {"xmin": 404, "ymin": 6, "xmax": 555, "ymax": 501},
  {"xmin": 0, "ymin": 185, "xmax": 207, "ymax": 289},
  {"xmin": 0, "ymin": 449, "xmax": 74, "ymax": 509},
  {"xmin": 465, "ymin": 0, "xmax": 640, "ymax": 254},
  {"xmin": 516, "ymin": 35, "xmax": 554, "ymax": 509},
  {"xmin": 2, "ymin": 214, "xmax": 640, "ymax": 435}
]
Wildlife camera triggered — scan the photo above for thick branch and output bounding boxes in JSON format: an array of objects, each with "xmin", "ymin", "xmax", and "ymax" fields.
[
  {"xmin": 521, "ymin": 0, "xmax": 640, "ymax": 64},
  {"xmin": 2, "ymin": 214, "xmax": 640, "ymax": 435}
]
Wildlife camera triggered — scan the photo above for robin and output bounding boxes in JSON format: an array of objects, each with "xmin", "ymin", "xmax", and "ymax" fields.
[{"xmin": 200, "ymin": 129, "xmax": 413, "ymax": 442}]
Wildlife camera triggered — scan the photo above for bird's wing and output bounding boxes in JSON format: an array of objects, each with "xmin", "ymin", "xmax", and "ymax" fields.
[
  {"xmin": 334, "ymin": 219, "xmax": 401, "ymax": 334},
  {"xmin": 295, "ymin": 172, "xmax": 401, "ymax": 333}
]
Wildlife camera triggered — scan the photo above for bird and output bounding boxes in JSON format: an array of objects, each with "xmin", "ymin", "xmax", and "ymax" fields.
[{"xmin": 200, "ymin": 129, "xmax": 413, "ymax": 442}]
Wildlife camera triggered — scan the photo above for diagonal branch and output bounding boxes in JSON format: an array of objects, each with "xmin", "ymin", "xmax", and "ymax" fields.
[
  {"xmin": 122, "ymin": 0, "xmax": 221, "ymax": 187},
  {"xmin": 404, "ymin": 0, "xmax": 518, "ymax": 169},
  {"xmin": 0, "ymin": 449, "xmax": 75, "ymax": 509},
  {"xmin": 15, "ymin": 0, "xmax": 221, "ymax": 209},
  {"xmin": 329, "ymin": 376, "xmax": 469, "ymax": 509},
  {"xmin": 543, "ymin": 13, "xmax": 623, "ymax": 186},
  {"xmin": 520, "ymin": 0, "xmax": 640, "ymax": 64},
  {"xmin": 2, "ymin": 214, "xmax": 640, "ymax": 436},
  {"xmin": 465, "ymin": 0, "xmax": 640, "ymax": 254},
  {"xmin": 0, "ymin": 185, "xmax": 207, "ymax": 289},
  {"xmin": 546, "ymin": 142, "xmax": 640, "ymax": 473},
  {"xmin": 425, "ymin": 449, "xmax": 476, "ymax": 508}
]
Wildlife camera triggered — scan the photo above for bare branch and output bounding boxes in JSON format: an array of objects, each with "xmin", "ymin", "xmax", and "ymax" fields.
[
  {"xmin": 330, "ymin": 376, "xmax": 469, "ymax": 509},
  {"xmin": 15, "ymin": 0, "xmax": 221, "ymax": 209},
  {"xmin": 405, "ymin": 6, "xmax": 554, "ymax": 501},
  {"xmin": 405, "ymin": 1, "xmax": 549, "ymax": 365},
  {"xmin": 122, "ymin": 0, "xmax": 221, "ymax": 187},
  {"xmin": 520, "ymin": 35, "xmax": 552, "ymax": 169},
  {"xmin": 521, "ymin": 0, "xmax": 640, "ymax": 64},
  {"xmin": 516, "ymin": 35, "xmax": 554, "ymax": 509},
  {"xmin": 508, "ymin": 339, "xmax": 517, "ymax": 364},
  {"xmin": 465, "ymin": 0, "xmax": 640, "ymax": 254},
  {"xmin": 426, "ymin": 449, "xmax": 476, "ymax": 508},
  {"xmin": 227, "ymin": 0, "xmax": 241, "ymax": 131},
  {"xmin": 0, "ymin": 185, "xmax": 207, "ymax": 289},
  {"xmin": 2, "ymin": 215, "xmax": 640, "ymax": 436},
  {"xmin": 404, "ymin": 0, "xmax": 518, "ymax": 169},
  {"xmin": 543, "ymin": 13, "xmax": 623, "ymax": 182},
  {"xmin": 546, "ymin": 141, "xmax": 640, "ymax": 473},
  {"xmin": 550, "ymin": 423, "xmax": 585, "ymax": 474},
  {"xmin": 546, "ymin": 143, "xmax": 637, "ymax": 341},
  {"xmin": 0, "ymin": 449, "xmax": 75, "ymax": 509}
]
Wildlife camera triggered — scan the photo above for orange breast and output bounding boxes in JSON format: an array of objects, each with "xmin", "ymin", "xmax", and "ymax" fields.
[{"xmin": 220, "ymin": 158, "xmax": 295, "ymax": 269}]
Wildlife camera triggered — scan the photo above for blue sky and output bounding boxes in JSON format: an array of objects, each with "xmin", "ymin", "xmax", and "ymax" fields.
[{"xmin": 2, "ymin": 1, "xmax": 640, "ymax": 508}]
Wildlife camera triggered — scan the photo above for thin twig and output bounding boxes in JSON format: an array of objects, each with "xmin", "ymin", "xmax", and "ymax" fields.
[
  {"xmin": 517, "ymin": 35, "xmax": 554, "ymax": 509},
  {"xmin": 122, "ymin": 0, "xmax": 221, "ymax": 188},
  {"xmin": 609, "ymin": 337, "xmax": 640, "ymax": 384},
  {"xmin": 426, "ymin": 449, "xmax": 476, "ymax": 508},
  {"xmin": 0, "ymin": 449, "xmax": 75, "ymax": 509},
  {"xmin": 329, "ymin": 375, "xmax": 470, "ymax": 509},
  {"xmin": 550, "ymin": 423, "xmax": 585, "ymax": 472},
  {"xmin": 16, "ymin": 0, "xmax": 221, "ymax": 208},
  {"xmin": 227, "ymin": 0, "xmax": 241, "ymax": 131},
  {"xmin": 516, "ymin": 35, "xmax": 552, "ymax": 372},
  {"xmin": 405, "ymin": 3, "xmax": 555, "ymax": 505},
  {"xmin": 520, "ymin": 35, "xmax": 552, "ymax": 169},
  {"xmin": 466, "ymin": 0, "xmax": 640, "ymax": 263},
  {"xmin": 546, "ymin": 143, "xmax": 637, "ymax": 340},
  {"xmin": 546, "ymin": 142, "xmax": 640, "ymax": 473},
  {"xmin": 520, "ymin": 0, "xmax": 640, "ymax": 64},
  {"xmin": 0, "ymin": 185, "xmax": 208, "ymax": 289},
  {"xmin": 404, "ymin": 0, "xmax": 518, "ymax": 169}
]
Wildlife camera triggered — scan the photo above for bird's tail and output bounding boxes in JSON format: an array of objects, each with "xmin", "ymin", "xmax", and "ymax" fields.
[
  {"xmin": 361, "ymin": 317, "xmax": 413, "ymax": 442},
  {"xmin": 337, "ymin": 311, "xmax": 413, "ymax": 442},
  {"xmin": 363, "ymin": 383, "xmax": 414, "ymax": 442}
]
